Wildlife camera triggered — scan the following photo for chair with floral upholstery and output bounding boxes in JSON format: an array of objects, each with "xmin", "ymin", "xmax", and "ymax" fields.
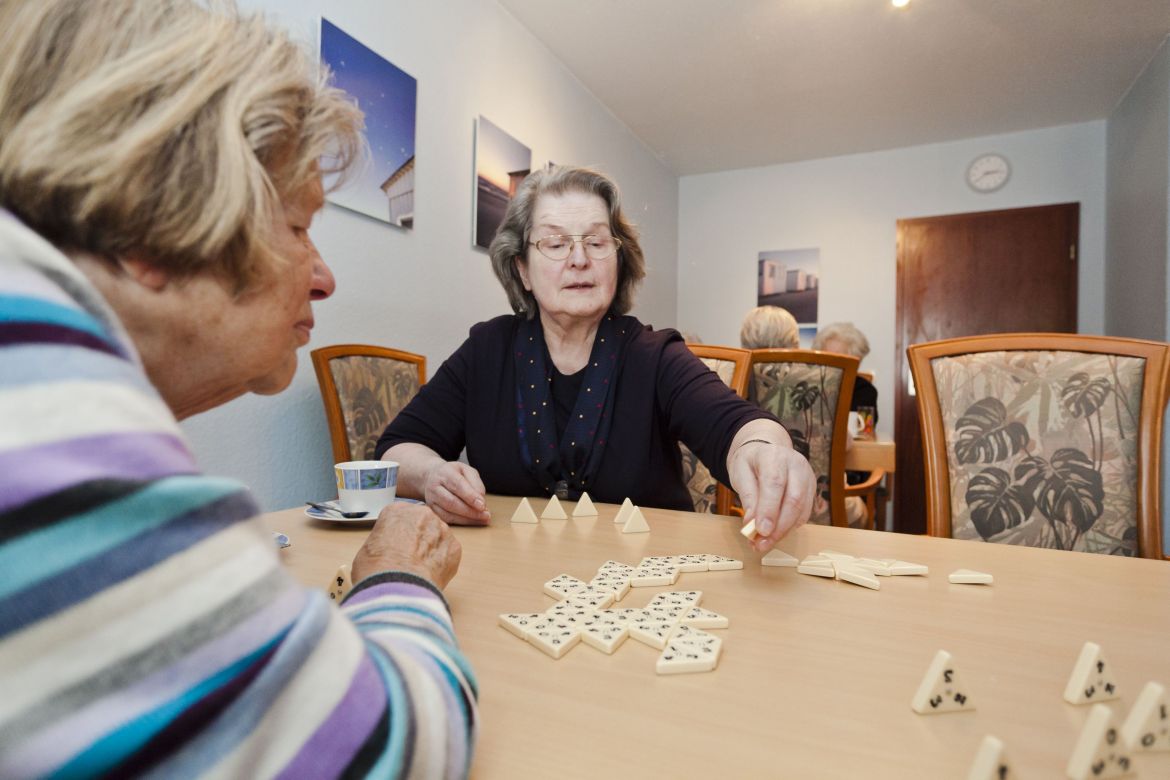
[
  {"xmin": 680, "ymin": 344, "xmax": 752, "ymax": 515},
  {"xmin": 311, "ymin": 344, "xmax": 426, "ymax": 464},
  {"xmin": 908, "ymin": 333, "xmax": 1170, "ymax": 558},
  {"xmin": 747, "ymin": 349, "xmax": 859, "ymax": 527}
]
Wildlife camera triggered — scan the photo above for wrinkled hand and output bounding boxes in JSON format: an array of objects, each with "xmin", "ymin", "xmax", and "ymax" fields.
[
  {"xmin": 728, "ymin": 441, "xmax": 815, "ymax": 552},
  {"xmin": 422, "ymin": 460, "xmax": 491, "ymax": 526},
  {"xmin": 351, "ymin": 502, "xmax": 462, "ymax": 588}
]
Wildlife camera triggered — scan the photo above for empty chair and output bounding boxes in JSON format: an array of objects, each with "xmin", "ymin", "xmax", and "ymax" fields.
[
  {"xmin": 908, "ymin": 333, "xmax": 1170, "ymax": 558},
  {"xmin": 311, "ymin": 344, "xmax": 426, "ymax": 463},
  {"xmin": 747, "ymin": 349, "xmax": 859, "ymax": 527},
  {"xmin": 680, "ymin": 344, "xmax": 752, "ymax": 515}
]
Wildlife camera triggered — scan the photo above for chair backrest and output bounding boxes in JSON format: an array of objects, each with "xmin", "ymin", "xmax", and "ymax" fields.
[
  {"xmin": 908, "ymin": 333, "xmax": 1170, "ymax": 558},
  {"xmin": 680, "ymin": 344, "xmax": 752, "ymax": 515},
  {"xmin": 747, "ymin": 349, "xmax": 858, "ymax": 527},
  {"xmin": 311, "ymin": 344, "xmax": 426, "ymax": 464}
]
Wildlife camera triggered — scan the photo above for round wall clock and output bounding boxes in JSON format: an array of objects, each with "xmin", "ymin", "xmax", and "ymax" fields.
[{"xmin": 966, "ymin": 153, "xmax": 1010, "ymax": 193}]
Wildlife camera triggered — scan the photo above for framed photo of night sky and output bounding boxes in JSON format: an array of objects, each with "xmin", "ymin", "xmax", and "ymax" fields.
[
  {"xmin": 319, "ymin": 18, "xmax": 416, "ymax": 228},
  {"xmin": 473, "ymin": 116, "xmax": 531, "ymax": 250}
]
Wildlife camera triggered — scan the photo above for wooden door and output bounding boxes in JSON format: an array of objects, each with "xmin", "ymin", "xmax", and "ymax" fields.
[{"xmin": 894, "ymin": 203, "xmax": 1079, "ymax": 534}]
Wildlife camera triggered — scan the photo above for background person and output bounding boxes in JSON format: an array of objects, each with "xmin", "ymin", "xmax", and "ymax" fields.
[
  {"xmin": 739, "ymin": 305, "xmax": 800, "ymax": 350},
  {"xmin": 0, "ymin": 1, "xmax": 475, "ymax": 776},
  {"xmin": 813, "ymin": 321, "xmax": 879, "ymax": 427},
  {"xmin": 377, "ymin": 166, "xmax": 814, "ymax": 551}
]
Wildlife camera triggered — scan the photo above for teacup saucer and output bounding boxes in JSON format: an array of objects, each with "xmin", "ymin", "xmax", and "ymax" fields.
[{"xmin": 304, "ymin": 497, "xmax": 423, "ymax": 522}]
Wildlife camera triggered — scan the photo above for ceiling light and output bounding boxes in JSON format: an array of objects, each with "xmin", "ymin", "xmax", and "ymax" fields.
[{"xmin": 892, "ymin": 0, "xmax": 910, "ymax": 7}]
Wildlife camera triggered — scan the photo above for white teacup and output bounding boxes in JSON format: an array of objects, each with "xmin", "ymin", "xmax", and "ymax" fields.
[
  {"xmin": 847, "ymin": 412, "xmax": 865, "ymax": 438},
  {"xmin": 335, "ymin": 460, "xmax": 398, "ymax": 515}
]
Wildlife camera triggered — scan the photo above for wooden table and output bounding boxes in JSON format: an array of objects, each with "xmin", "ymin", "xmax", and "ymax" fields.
[
  {"xmin": 846, "ymin": 437, "xmax": 895, "ymax": 472},
  {"xmin": 261, "ymin": 496, "xmax": 1170, "ymax": 778}
]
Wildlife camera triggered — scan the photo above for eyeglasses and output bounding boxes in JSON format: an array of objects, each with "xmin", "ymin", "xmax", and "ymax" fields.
[{"xmin": 528, "ymin": 234, "xmax": 622, "ymax": 262}]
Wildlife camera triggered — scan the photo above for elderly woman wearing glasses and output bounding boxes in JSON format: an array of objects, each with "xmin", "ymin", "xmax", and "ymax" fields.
[{"xmin": 377, "ymin": 166, "xmax": 814, "ymax": 550}]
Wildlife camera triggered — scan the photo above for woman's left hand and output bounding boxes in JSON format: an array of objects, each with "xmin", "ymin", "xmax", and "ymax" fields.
[{"xmin": 726, "ymin": 422, "xmax": 815, "ymax": 552}]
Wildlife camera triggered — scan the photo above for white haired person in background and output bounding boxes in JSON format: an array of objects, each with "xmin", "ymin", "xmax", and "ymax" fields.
[
  {"xmin": 739, "ymin": 305, "xmax": 799, "ymax": 350},
  {"xmin": 0, "ymin": 1, "xmax": 475, "ymax": 776},
  {"xmin": 812, "ymin": 322, "xmax": 879, "ymax": 428}
]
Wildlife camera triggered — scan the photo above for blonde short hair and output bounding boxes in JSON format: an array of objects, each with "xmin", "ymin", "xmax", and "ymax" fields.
[
  {"xmin": 740, "ymin": 306, "xmax": 799, "ymax": 349},
  {"xmin": 489, "ymin": 165, "xmax": 646, "ymax": 319},
  {"xmin": 0, "ymin": 0, "xmax": 363, "ymax": 292},
  {"xmin": 812, "ymin": 322, "xmax": 870, "ymax": 360}
]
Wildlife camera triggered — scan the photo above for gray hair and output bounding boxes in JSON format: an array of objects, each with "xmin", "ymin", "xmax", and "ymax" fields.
[
  {"xmin": 488, "ymin": 165, "xmax": 646, "ymax": 318},
  {"xmin": 0, "ymin": 0, "xmax": 363, "ymax": 292},
  {"xmin": 740, "ymin": 306, "xmax": 799, "ymax": 349},
  {"xmin": 812, "ymin": 322, "xmax": 870, "ymax": 360}
]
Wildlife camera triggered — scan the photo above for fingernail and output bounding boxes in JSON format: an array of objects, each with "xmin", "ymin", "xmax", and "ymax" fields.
[{"xmin": 758, "ymin": 518, "xmax": 774, "ymax": 537}]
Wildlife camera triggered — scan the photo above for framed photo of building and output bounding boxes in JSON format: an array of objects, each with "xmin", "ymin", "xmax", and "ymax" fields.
[
  {"xmin": 473, "ymin": 116, "xmax": 531, "ymax": 250},
  {"xmin": 319, "ymin": 18, "xmax": 417, "ymax": 227},
  {"xmin": 757, "ymin": 248, "xmax": 819, "ymax": 325}
]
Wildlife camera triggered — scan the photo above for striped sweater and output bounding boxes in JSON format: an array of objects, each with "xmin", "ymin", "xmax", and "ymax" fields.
[{"xmin": 0, "ymin": 211, "xmax": 477, "ymax": 778}]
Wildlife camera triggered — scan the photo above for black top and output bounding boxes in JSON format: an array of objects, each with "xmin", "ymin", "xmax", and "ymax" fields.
[
  {"xmin": 851, "ymin": 375, "xmax": 879, "ymax": 424},
  {"xmin": 376, "ymin": 314, "xmax": 776, "ymax": 511}
]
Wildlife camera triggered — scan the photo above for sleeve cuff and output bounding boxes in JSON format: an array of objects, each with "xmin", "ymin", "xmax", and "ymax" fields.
[{"xmin": 342, "ymin": 570, "xmax": 451, "ymax": 613}]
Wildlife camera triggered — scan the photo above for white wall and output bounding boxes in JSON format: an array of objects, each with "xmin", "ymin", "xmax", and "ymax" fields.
[
  {"xmin": 677, "ymin": 122, "xmax": 1108, "ymax": 440},
  {"xmin": 1105, "ymin": 37, "xmax": 1170, "ymax": 556},
  {"xmin": 181, "ymin": 0, "xmax": 678, "ymax": 510}
]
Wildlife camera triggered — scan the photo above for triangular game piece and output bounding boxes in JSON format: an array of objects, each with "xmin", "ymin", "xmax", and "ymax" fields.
[
  {"xmin": 509, "ymin": 497, "xmax": 539, "ymax": 524},
  {"xmin": 1066, "ymin": 704, "xmax": 1134, "ymax": 779},
  {"xmin": 579, "ymin": 613, "xmax": 629, "ymax": 654},
  {"xmin": 911, "ymin": 649, "xmax": 975, "ymax": 714},
  {"xmin": 1064, "ymin": 641, "xmax": 1121, "ymax": 705},
  {"xmin": 680, "ymin": 606, "xmax": 729, "ymax": 629},
  {"xmin": 949, "ymin": 568, "xmax": 993, "ymax": 585},
  {"xmin": 614, "ymin": 497, "xmax": 634, "ymax": 524},
  {"xmin": 498, "ymin": 612, "xmax": 548, "ymax": 639},
  {"xmin": 888, "ymin": 560, "xmax": 929, "ymax": 576},
  {"xmin": 327, "ymin": 563, "xmax": 352, "ymax": 602},
  {"xmin": 572, "ymin": 492, "xmax": 598, "ymax": 517},
  {"xmin": 541, "ymin": 495, "xmax": 568, "ymax": 519},
  {"xmin": 522, "ymin": 616, "xmax": 581, "ymax": 659},
  {"xmin": 656, "ymin": 626, "xmax": 722, "ymax": 675},
  {"xmin": 1121, "ymin": 681, "xmax": 1170, "ymax": 751},
  {"xmin": 854, "ymin": 558, "xmax": 893, "ymax": 576},
  {"xmin": 740, "ymin": 518, "xmax": 759, "ymax": 540},
  {"xmin": 837, "ymin": 564, "xmax": 881, "ymax": 590},
  {"xmin": 761, "ymin": 548, "xmax": 798, "ymax": 567},
  {"xmin": 621, "ymin": 506, "xmax": 650, "ymax": 533},
  {"xmin": 967, "ymin": 735, "xmax": 1014, "ymax": 780},
  {"xmin": 705, "ymin": 555, "xmax": 743, "ymax": 571},
  {"xmin": 818, "ymin": 549, "xmax": 857, "ymax": 563}
]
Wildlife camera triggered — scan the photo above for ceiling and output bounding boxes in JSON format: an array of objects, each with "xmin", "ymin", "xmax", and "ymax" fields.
[{"xmin": 498, "ymin": 0, "xmax": 1170, "ymax": 175}]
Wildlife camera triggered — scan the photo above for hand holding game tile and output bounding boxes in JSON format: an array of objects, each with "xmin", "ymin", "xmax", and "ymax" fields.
[{"xmin": 726, "ymin": 420, "xmax": 815, "ymax": 552}]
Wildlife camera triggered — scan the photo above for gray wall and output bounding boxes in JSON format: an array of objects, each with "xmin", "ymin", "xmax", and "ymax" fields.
[
  {"xmin": 1106, "ymin": 39, "xmax": 1169, "ymax": 341},
  {"xmin": 180, "ymin": 0, "xmax": 679, "ymax": 510},
  {"xmin": 1105, "ymin": 36, "xmax": 1170, "ymax": 556}
]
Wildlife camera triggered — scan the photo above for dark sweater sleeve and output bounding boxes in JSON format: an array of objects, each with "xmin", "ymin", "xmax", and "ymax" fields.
[
  {"xmin": 375, "ymin": 331, "xmax": 475, "ymax": 461},
  {"xmin": 655, "ymin": 336, "xmax": 777, "ymax": 486}
]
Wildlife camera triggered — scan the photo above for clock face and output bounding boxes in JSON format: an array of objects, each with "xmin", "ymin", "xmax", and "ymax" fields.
[{"xmin": 967, "ymin": 153, "xmax": 1010, "ymax": 192}]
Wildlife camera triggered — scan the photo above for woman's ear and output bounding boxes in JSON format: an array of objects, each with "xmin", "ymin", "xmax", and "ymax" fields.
[
  {"xmin": 514, "ymin": 255, "xmax": 531, "ymax": 291},
  {"xmin": 118, "ymin": 255, "xmax": 170, "ymax": 291}
]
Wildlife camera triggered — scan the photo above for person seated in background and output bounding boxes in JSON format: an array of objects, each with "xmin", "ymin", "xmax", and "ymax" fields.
[
  {"xmin": 739, "ymin": 307, "xmax": 869, "ymax": 527},
  {"xmin": 739, "ymin": 305, "xmax": 800, "ymax": 350},
  {"xmin": 377, "ymin": 166, "xmax": 815, "ymax": 551},
  {"xmin": 813, "ymin": 321, "xmax": 878, "ymax": 429},
  {"xmin": 0, "ymin": 1, "xmax": 474, "ymax": 776}
]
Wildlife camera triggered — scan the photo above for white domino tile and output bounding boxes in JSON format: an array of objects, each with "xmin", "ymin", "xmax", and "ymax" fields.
[
  {"xmin": 911, "ymin": 649, "xmax": 975, "ymax": 714},
  {"xmin": 949, "ymin": 568, "xmax": 993, "ymax": 585},
  {"xmin": 497, "ymin": 612, "xmax": 546, "ymax": 639},
  {"xmin": 680, "ymin": 606, "xmax": 729, "ymax": 629},
  {"xmin": 1064, "ymin": 641, "xmax": 1121, "ymax": 705},
  {"xmin": 760, "ymin": 548, "xmax": 798, "ymax": 567},
  {"xmin": 1121, "ymin": 681, "xmax": 1170, "ymax": 751},
  {"xmin": 1066, "ymin": 704, "xmax": 1134, "ymax": 779}
]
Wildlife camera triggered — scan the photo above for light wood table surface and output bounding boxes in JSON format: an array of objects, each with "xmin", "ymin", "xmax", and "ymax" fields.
[
  {"xmin": 261, "ymin": 496, "xmax": 1169, "ymax": 778},
  {"xmin": 846, "ymin": 437, "xmax": 895, "ymax": 472}
]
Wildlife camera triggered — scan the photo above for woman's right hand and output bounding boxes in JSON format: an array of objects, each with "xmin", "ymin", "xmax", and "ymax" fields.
[
  {"xmin": 351, "ymin": 502, "xmax": 462, "ymax": 588},
  {"xmin": 423, "ymin": 460, "xmax": 492, "ymax": 526}
]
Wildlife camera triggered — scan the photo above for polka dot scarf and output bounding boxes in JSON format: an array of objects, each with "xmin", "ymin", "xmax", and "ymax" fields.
[{"xmin": 513, "ymin": 313, "xmax": 623, "ymax": 499}]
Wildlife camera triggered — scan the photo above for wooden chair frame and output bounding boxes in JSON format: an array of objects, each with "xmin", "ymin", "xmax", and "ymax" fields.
[
  {"xmin": 748, "ymin": 349, "xmax": 859, "ymax": 528},
  {"xmin": 311, "ymin": 344, "xmax": 426, "ymax": 465},
  {"xmin": 685, "ymin": 344, "xmax": 752, "ymax": 515},
  {"xmin": 908, "ymin": 333, "xmax": 1169, "ymax": 559}
]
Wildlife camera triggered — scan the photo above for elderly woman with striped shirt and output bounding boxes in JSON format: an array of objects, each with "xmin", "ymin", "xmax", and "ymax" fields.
[{"xmin": 0, "ymin": 1, "xmax": 475, "ymax": 776}]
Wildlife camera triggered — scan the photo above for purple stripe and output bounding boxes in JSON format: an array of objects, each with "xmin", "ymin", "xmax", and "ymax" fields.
[
  {"xmin": 0, "ymin": 431, "xmax": 195, "ymax": 513},
  {"xmin": 343, "ymin": 581, "xmax": 440, "ymax": 609},
  {"xmin": 275, "ymin": 652, "xmax": 388, "ymax": 779},
  {"xmin": 0, "ymin": 321, "xmax": 124, "ymax": 358}
]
